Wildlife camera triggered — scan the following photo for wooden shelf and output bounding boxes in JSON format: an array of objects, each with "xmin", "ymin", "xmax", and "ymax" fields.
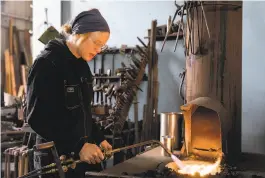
[
  {"xmin": 93, "ymin": 76, "xmax": 121, "ymax": 79},
  {"xmin": 144, "ymin": 32, "xmax": 183, "ymax": 41},
  {"xmin": 92, "ymin": 76, "xmax": 121, "ymax": 82},
  {"xmin": 99, "ymin": 47, "xmax": 138, "ymax": 55},
  {"xmin": 92, "ymin": 74, "xmax": 148, "ymax": 83},
  {"xmin": 145, "ymin": 22, "xmax": 184, "ymax": 42}
]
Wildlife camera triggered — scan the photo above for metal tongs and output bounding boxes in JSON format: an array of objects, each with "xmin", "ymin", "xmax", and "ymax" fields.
[
  {"xmin": 161, "ymin": 1, "xmax": 184, "ymax": 52},
  {"xmin": 161, "ymin": 1, "xmax": 211, "ymax": 53},
  {"xmin": 19, "ymin": 140, "xmax": 184, "ymax": 178}
]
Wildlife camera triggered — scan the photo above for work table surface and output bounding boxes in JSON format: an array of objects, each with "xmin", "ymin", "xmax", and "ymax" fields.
[
  {"xmin": 101, "ymin": 146, "xmax": 172, "ymax": 174},
  {"xmin": 101, "ymin": 147, "xmax": 265, "ymax": 177}
]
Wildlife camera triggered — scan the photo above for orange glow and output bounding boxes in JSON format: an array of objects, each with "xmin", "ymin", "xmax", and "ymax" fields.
[
  {"xmin": 166, "ymin": 157, "xmax": 222, "ymax": 177},
  {"xmin": 177, "ymin": 157, "xmax": 222, "ymax": 176}
]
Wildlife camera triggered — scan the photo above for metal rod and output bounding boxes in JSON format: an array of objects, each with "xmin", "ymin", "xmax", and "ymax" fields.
[
  {"xmin": 200, "ymin": 0, "xmax": 210, "ymax": 38},
  {"xmin": 137, "ymin": 37, "xmax": 148, "ymax": 48},
  {"xmin": 173, "ymin": 5, "xmax": 185, "ymax": 52},
  {"xmin": 161, "ymin": 4, "xmax": 183, "ymax": 52},
  {"xmin": 105, "ymin": 140, "xmax": 173, "ymax": 156}
]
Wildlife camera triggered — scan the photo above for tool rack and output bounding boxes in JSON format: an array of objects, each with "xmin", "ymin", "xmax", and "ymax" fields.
[{"xmin": 91, "ymin": 47, "xmax": 148, "ymax": 166}]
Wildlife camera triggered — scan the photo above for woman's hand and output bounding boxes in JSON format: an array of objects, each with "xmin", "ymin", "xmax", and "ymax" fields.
[
  {"xmin": 100, "ymin": 140, "xmax": 112, "ymax": 151},
  {"xmin": 79, "ymin": 143, "xmax": 104, "ymax": 164}
]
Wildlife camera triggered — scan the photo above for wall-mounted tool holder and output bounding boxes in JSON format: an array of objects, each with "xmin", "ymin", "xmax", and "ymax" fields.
[
  {"xmin": 90, "ymin": 45, "xmax": 149, "ymax": 165},
  {"xmin": 145, "ymin": 23, "xmax": 184, "ymax": 41},
  {"xmin": 92, "ymin": 68, "xmax": 117, "ymax": 116},
  {"xmin": 100, "ymin": 47, "xmax": 140, "ymax": 55},
  {"xmin": 91, "ymin": 47, "xmax": 148, "ymax": 117}
]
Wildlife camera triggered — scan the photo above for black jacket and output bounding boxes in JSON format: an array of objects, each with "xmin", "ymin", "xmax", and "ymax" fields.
[{"xmin": 26, "ymin": 38, "xmax": 105, "ymax": 155}]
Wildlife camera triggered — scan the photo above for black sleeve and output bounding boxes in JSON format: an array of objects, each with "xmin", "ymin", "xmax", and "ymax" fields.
[
  {"xmin": 91, "ymin": 121, "xmax": 105, "ymax": 145},
  {"xmin": 86, "ymin": 64, "xmax": 105, "ymax": 146},
  {"xmin": 26, "ymin": 57, "xmax": 85, "ymax": 154}
]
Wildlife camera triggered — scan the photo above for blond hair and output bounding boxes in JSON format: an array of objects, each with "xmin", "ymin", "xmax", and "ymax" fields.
[{"xmin": 60, "ymin": 23, "xmax": 90, "ymax": 44}]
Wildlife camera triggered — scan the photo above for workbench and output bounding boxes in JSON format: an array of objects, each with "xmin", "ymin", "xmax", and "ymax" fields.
[
  {"xmin": 101, "ymin": 146, "xmax": 265, "ymax": 177},
  {"xmin": 101, "ymin": 146, "xmax": 171, "ymax": 174}
]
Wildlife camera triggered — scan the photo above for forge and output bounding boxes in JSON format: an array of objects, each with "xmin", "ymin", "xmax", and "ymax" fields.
[
  {"xmin": 162, "ymin": 97, "xmax": 229, "ymax": 177},
  {"xmin": 181, "ymin": 97, "xmax": 230, "ymax": 157},
  {"xmin": 181, "ymin": 98, "xmax": 227, "ymax": 159}
]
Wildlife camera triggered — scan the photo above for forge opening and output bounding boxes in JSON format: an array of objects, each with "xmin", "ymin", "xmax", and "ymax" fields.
[
  {"xmin": 191, "ymin": 106, "xmax": 222, "ymax": 159},
  {"xmin": 181, "ymin": 97, "xmax": 229, "ymax": 161}
]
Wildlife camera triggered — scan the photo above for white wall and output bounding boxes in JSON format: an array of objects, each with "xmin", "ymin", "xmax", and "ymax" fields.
[
  {"xmin": 242, "ymin": 1, "xmax": 265, "ymax": 154},
  {"xmin": 32, "ymin": 0, "xmax": 61, "ymax": 59},
  {"xmin": 70, "ymin": 1, "xmax": 177, "ymax": 48}
]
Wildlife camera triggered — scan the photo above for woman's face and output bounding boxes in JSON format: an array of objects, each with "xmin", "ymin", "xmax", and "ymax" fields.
[{"xmin": 78, "ymin": 31, "xmax": 110, "ymax": 61}]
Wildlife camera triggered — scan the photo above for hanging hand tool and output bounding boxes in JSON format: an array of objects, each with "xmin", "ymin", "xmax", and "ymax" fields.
[
  {"xmin": 92, "ymin": 56, "xmax": 98, "ymax": 105},
  {"xmin": 136, "ymin": 45, "xmax": 148, "ymax": 58},
  {"xmin": 105, "ymin": 69, "xmax": 111, "ymax": 107},
  {"xmin": 200, "ymin": 0, "xmax": 210, "ymax": 38},
  {"xmin": 195, "ymin": 1, "xmax": 203, "ymax": 55},
  {"xmin": 93, "ymin": 70, "xmax": 99, "ymax": 106},
  {"xmin": 93, "ymin": 56, "xmax": 97, "ymax": 74},
  {"xmin": 161, "ymin": 2, "xmax": 183, "ymax": 52},
  {"xmin": 185, "ymin": 1, "xmax": 193, "ymax": 56},
  {"xmin": 105, "ymin": 84, "xmax": 114, "ymax": 103},
  {"xmin": 173, "ymin": 3, "xmax": 185, "ymax": 52},
  {"xmin": 100, "ymin": 54, "xmax": 105, "ymax": 105},
  {"xmin": 93, "ymin": 83, "xmax": 101, "ymax": 106},
  {"xmin": 131, "ymin": 55, "xmax": 141, "ymax": 69},
  {"xmin": 120, "ymin": 62, "xmax": 127, "ymax": 69},
  {"xmin": 98, "ymin": 69, "xmax": 103, "ymax": 106},
  {"xmin": 137, "ymin": 37, "xmax": 148, "ymax": 48}
]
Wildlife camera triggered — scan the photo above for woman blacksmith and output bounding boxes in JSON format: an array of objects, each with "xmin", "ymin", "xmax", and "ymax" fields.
[{"xmin": 26, "ymin": 9, "xmax": 112, "ymax": 178}]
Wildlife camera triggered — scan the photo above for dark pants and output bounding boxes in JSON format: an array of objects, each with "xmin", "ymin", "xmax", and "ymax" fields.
[{"xmin": 34, "ymin": 135, "xmax": 102, "ymax": 178}]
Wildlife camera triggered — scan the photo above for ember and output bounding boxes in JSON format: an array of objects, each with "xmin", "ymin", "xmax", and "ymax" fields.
[
  {"xmin": 117, "ymin": 164, "xmax": 265, "ymax": 178},
  {"xmin": 178, "ymin": 158, "xmax": 221, "ymax": 176},
  {"xmin": 165, "ymin": 158, "xmax": 221, "ymax": 177}
]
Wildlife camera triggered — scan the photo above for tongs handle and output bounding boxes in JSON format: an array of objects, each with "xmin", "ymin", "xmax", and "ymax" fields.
[
  {"xmin": 100, "ymin": 146, "xmax": 113, "ymax": 161},
  {"xmin": 33, "ymin": 141, "xmax": 54, "ymax": 151}
]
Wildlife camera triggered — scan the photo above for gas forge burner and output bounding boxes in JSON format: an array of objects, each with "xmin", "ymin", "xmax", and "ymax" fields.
[{"xmin": 168, "ymin": 97, "xmax": 231, "ymax": 177}]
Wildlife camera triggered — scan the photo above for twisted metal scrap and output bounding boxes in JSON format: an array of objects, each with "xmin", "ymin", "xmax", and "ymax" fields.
[{"xmin": 105, "ymin": 40, "xmax": 149, "ymax": 134}]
